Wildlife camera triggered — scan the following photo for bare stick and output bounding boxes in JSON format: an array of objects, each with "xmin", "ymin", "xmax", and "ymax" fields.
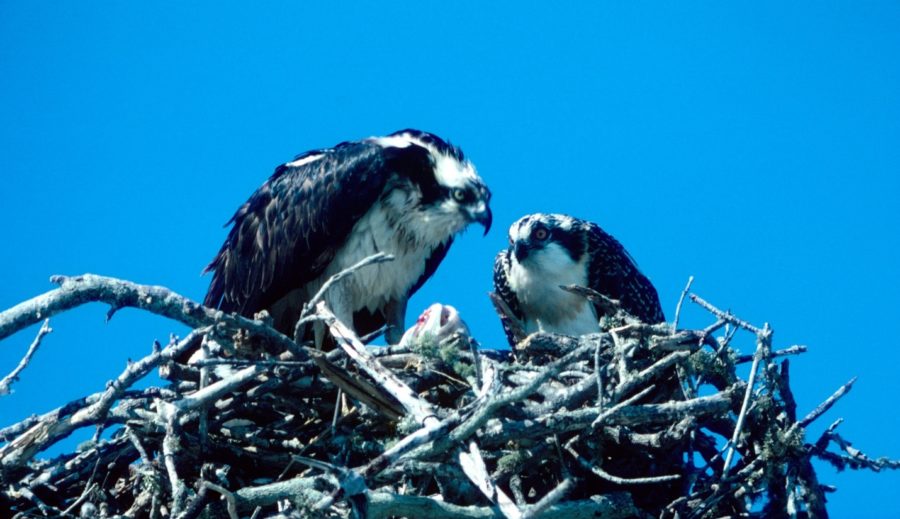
[
  {"xmin": 521, "ymin": 478, "xmax": 573, "ymax": 519},
  {"xmin": 126, "ymin": 427, "xmax": 151, "ymax": 464},
  {"xmin": 61, "ymin": 483, "xmax": 97, "ymax": 516},
  {"xmin": 457, "ymin": 440, "xmax": 522, "ymax": 519},
  {"xmin": 565, "ymin": 443, "xmax": 680, "ymax": 484},
  {"xmin": 594, "ymin": 342, "xmax": 604, "ymax": 411},
  {"xmin": 592, "ymin": 385, "xmax": 656, "ymax": 429},
  {"xmin": 672, "ymin": 276, "xmax": 694, "ymax": 330},
  {"xmin": 0, "ymin": 319, "xmax": 52, "ymax": 396},
  {"xmin": 293, "ymin": 252, "xmax": 394, "ymax": 342},
  {"xmin": 560, "ymin": 284, "xmax": 625, "ymax": 318},
  {"xmin": 488, "ymin": 291, "xmax": 527, "ymax": 344},
  {"xmin": 688, "ymin": 293, "xmax": 762, "ymax": 335},
  {"xmin": 736, "ymin": 345, "xmax": 806, "ymax": 364},
  {"xmin": 200, "ymin": 482, "xmax": 239, "ymax": 519},
  {"xmin": 723, "ymin": 324, "xmax": 771, "ymax": 476},
  {"xmin": 306, "ymin": 253, "xmax": 393, "ymax": 318},
  {"xmin": 317, "ymin": 302, "xmax": 437, "ymax": 425},
  {"xmin": 799, "ymin": 377, "xmax": 858, "ymax": 428},
  {"xmin": 0, "ymin": 329, "xmax": 207, "ymax": 466},
  {"xmin": 163, "ymin": 412, "xmax": 187, "ymax": 515}
]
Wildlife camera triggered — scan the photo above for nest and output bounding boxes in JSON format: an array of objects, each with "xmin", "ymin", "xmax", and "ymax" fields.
[{"xmin": 0, "ymin": 267, "xmax": 896, "ymax": 518}]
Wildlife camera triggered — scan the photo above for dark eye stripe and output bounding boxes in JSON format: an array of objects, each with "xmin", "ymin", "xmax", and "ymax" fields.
[{"xmin": 448, "ymin": 187, "xmax": 476, "ymax": 204}]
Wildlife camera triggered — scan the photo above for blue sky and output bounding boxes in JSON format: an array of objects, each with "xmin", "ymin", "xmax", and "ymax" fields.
[{"xmin": 1, "ymin": 2, "xmax": 898, "ymax": 516}]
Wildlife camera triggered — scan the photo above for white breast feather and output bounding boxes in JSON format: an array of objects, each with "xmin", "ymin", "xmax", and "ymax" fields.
[
  {"xmin": 508, "ymin": 243, "xmax": 599, "ymax": 336},
  {"xmin": 305, "ymin": 189, "xmax": 466, "ymax": 323}
]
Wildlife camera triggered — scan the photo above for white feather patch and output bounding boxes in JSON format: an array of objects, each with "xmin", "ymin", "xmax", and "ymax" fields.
[
  {"xmin": 303, "ymin": 189, "xmax": 468, "ymax": 324},
  {"xmin": 284, "ymin": 153, "xmax": 325, "ymax": 168},
  {"xmin": 373, "ymin": 133, "xmax": 477, "ymax": 190},
  {"xmin": 508, "ymin": 243, "xmax": 599, "ymax": 336}
]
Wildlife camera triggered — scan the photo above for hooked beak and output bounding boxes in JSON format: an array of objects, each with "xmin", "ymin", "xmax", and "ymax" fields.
[{"xmin": 472, "ymin": 206, "xmax": 492, "ymax": 236}]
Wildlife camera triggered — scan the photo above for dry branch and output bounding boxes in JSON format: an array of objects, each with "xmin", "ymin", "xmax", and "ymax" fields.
[{"xmin": 0, "ymin": 319, "xmax": 51, "ymax": 396}]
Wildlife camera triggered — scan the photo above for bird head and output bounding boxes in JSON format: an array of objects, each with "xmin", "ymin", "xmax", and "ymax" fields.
[
  {"xmin": 385, "ymin": 129, "xmax": 492, "ymax": 236},
  {"xmin": 430, "ymin": 154, "xmax": 492, "ymax": 236},
  {"xmin": 507, "ymin": 213, "xmax": 585, "ymax": 269}
]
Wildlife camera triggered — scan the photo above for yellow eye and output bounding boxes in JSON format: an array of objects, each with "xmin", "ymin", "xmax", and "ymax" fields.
[
  {"xmin": 452, "ymin": 188, "xmax": 466, "ymax": 202},
  {"xmin": 534, "ymin": 228, "xmax": 548, "ymax": 240}
]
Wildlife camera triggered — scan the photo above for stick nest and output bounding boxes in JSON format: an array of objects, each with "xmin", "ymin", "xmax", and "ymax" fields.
[{"xmin": 0, "ymin": 273, "xmax": 896, "ymax": 519}]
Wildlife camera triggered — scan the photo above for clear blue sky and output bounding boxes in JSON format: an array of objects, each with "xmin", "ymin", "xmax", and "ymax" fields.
[{"xmin": 1, "ymin": 2, "xmax": 898, "ymax": 516}]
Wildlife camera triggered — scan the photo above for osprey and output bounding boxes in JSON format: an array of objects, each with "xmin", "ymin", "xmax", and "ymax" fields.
[
  {"xmin": 493, "ymin": 213, "xmax": 663, "ymax": 345},
  {"xmin": 204, "ymin": 129, "xmax": 492, "ymax": 344}
]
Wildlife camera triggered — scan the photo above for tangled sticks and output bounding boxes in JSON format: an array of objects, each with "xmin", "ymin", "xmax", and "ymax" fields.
[{"xmin": 0, "ymin": 265, "xmax": 896, "ymax": 518}]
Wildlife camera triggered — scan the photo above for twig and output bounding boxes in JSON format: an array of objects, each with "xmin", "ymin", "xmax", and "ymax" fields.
[
  {"xmin": 722, "ymin": 324, "xmax": 771, "ymax": 476},
  {"xmin": 191, "ymin": 358, "xmax": 310, "ymax": 368},
  {"xmin": 592, "ymin": 385, "xmax": 656, "ymax": 428},
  {"xmin": 672, "ymin": 276, "xmax": 694, "ymax": 330},
  {"xmin": 306, "ymin": 253, "xmax": 394, "ymax": 319},
  {"xmin": 293, "ymin": 252, "xmax": 394, "ymax": 342},
  {"xmin": 610, "ymin": 351, "xmax": 690, "ymax": 404},
  {"xmin": 565, "ymin": 443, "xmax": 680, "ymax": 484},
  {"xmin": 798, "ymin": 376, "xmax": 858, "ymax": 428},
  {"xmin": 594, "ymin": 342, "xmax": 604, "ymax": 411},
  {"xmin": 200, "ymin": 481, "xmax": 239, "ymax": 519},
  {"xmin": 736, "ymin": 344, "xmax": 807, "ymax": 364},
  {"xmin": 457, "ymin": 440, "xmax": 522, "ymax": 519},
  {"xmin": 0, "ymin": 329, "xmax": 207, "ymax": 467},
  {"xmin": 521, "ymin": 478, "xmax": 573, "ymax": 519},
  {"xmin": 560, "ymin": 284, "xmax": 627, "ymax": 319},
  {"xmin": 317, "ymin": 302, "xmax": 438, "ymax": 425},
  {"xmin": 0, "ymin": 319, "xmax": 52, "ymax": 396},
  {"xmin": 162, "ymin": 412, "xmax": 188, "ymax": 515},
  {"xmin": 126, "ymin": 427, "xmax": 151, "ymax": 464},
  {"xmin": 688, "ymin": 293, "xmax": 762, "ymax": 335},
  {"xmin": 198, "ymin": 336, "xmax": 211, "ymax": 454},
  {"xmin": 61, "ymin": 483, "xmax": 97, "ymax": 516}
]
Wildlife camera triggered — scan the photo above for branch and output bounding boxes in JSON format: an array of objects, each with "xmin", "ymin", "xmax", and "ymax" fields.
[
  {"xmin": 560, "ymin": 284, "xmax": 626, "ymax": 319},
  {"xmin": 672, "ymin": 276, "xmax": 694, "ymax": 330},
  {"xmin": 0, "ymin": 329, "xmax": 204, "ymax": 466},
  {"xmin": 798, "ymin": 376, "xmax": 857, "ymax": 428},
  {"xmin": 723, "ymin": 324, "xmax": 771, "ymax": 476},
  {"xmin": 294, "ymin": 252, "xmax": 395, "ymax": 341},
  {"xmin": 736, "ymin": 344, "xmax": 806, "ymax": 364},
  {"xmin": 688, "ymin": 293, "xmax": 762, "ymax": 335},
  {"xmin": 0, "ymin": 318, "xmax": 52, "ymax": 396},
  {"xmin": 0, "ymin": 274, "xmax": 308, "ymax": 361}
]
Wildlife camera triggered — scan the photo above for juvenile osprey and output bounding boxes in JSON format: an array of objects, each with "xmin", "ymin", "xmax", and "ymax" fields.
[
  {"xmin": 204, "ymin": 129, "xmax": 492, "ymax": 344},
  {"xmin": 493, "ymin": 213, "xmax": 663, "ymax": 346}
]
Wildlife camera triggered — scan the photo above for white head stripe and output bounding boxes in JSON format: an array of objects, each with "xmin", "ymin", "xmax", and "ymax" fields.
[
  {"xmin": 373, "ymin": 133, "xmax": 479, "ymax": 189},
  {"xmin": 284, "ymin": 153, "xmax": 325, "ymax": 168}
]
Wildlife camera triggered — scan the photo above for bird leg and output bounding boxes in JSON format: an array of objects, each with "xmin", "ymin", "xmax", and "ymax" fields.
[{"xmin": 383, "ymin": 298, "xmax": 408, "ymax": 345}]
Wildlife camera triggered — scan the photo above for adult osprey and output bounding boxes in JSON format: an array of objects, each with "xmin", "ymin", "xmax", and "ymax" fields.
[
  {"xmin": 204, "ymin": 129, "xmax": 492, "ymax": 344},
  {"xmin": 493, "ymin": 213, "xmax": 663, "ymax": 346}
]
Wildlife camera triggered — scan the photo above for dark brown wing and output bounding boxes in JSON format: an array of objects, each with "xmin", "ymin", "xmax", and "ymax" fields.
[
  {"xmin": 203, "ymin": 140, "xmax": 433, "ymax": 319},
  {"xmin": 492, "ymin": 250, "xmax": 527, "ymax": 346},
  {"xmin": 583, "ymin": 221, "xmax": 665, "ymax": 324}
]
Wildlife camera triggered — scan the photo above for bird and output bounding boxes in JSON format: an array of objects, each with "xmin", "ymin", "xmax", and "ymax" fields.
[
  {"xmin": 203, "ymin": 129, "xmax": 492, "ymax": 345},
  {"xmin": 493, "ymin": 213, "xmax": 663, "ymax": 346}
]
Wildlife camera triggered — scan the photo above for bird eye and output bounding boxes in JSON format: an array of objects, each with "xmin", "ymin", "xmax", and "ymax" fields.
[
  {"xmin": 452, "ymin": 188, "xmax": 466, "ymax": 202},
  {"xmin": 534, "ymin": 228, "xmax": 548, "ymax": 241}
]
